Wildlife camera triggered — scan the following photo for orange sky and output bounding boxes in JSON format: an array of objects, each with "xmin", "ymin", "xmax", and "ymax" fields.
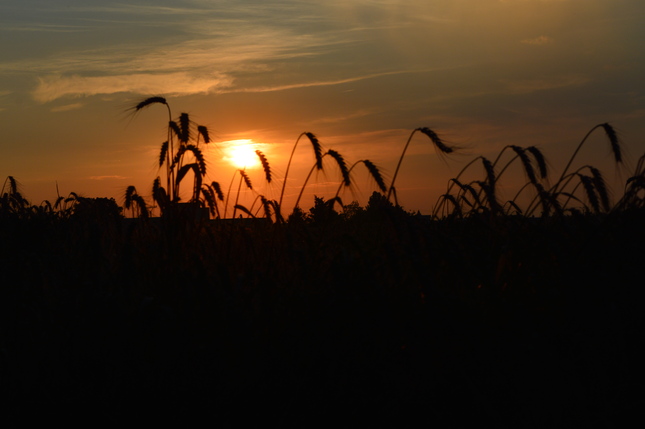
[{"xmin": 1, "ymin": 0, "xmax": 644, "ymax": 215}]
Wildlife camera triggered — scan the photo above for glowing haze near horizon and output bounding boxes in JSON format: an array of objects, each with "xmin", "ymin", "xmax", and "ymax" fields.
[{"xmin": 1, "ymin": 0, "xmax": 644, "ymax": 215}]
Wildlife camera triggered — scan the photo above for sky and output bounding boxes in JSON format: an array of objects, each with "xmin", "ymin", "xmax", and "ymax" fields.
[{"xmin": 1, "ymin": 0, "xmax": 644, "ymax": 215}]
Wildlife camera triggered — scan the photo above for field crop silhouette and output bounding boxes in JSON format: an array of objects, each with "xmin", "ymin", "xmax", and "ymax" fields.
[{"xmin": 1, "ymin": 98, "xmax": 644, "ymax": 425}]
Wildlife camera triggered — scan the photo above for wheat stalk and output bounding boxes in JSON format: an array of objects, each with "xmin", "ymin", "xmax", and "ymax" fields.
[
  {"xmin": 559, "ymin": 123, "xmax": 622, "ymax": 185},
  {"xmin": 293, "ymin": 149, "xmax": 348, "ymax": 210},
  {"xmin": 334, "ymin": 159, "xmax": 387, "ymax": 199},
  {"xmin": 231, "ymin": 169, "xmax": 253, "ymax": 219},
  {"xmin": 388, "ymin": 127, "xmax": 454, "ymax": 205},
  {"xmin": 278, "ymin": 132, "xmax": 322, "ymax": 207}
]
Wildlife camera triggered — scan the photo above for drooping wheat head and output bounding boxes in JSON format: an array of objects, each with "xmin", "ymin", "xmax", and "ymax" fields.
[
  {"xmin": 326, "ymin": 149, "xmax": 351, "ymax": 187},
  {"xmin": 418, "ymin": 127, "xmax": 454, "ymax": 154},
  {"xmin": 578, "ymin": 174, "xmax": 600, "ymax": 213},
  {"xmin": 159, "ymin": 141, "xmax": 169, "ymax": 168},
  {"xmin": 152, "ymin": 177, "xmax": 169, "ymax": 214},
  {"xmin": 256, "ymin": 150, "xmax": 272, "ymax": 183},
  {"xmin": 124, "ymin": 186, "xmax": 137, "ymax": 210},
  {"xmin": 362, "ymin": 160, "xmax": 387, "ymax": 193},
  {"xmin": 234, "ymin": 204, "xmax": 256, "ymax": 218},
  {"xmin": 178, "ymin": 113, "xmax": 191, "ymax": 144},
  {"xmin": 197, "ymin": 125, "xmax": 211, "ymax": 145},
  {"xmin": 260, "ymin": 195, "xmax": 273, "ymax": 220},
  {"xmin": 240, "ymin": 169, "xmax": 253, "ymax": 190},
  {"xmin": 450, "ymin": 178, "xmax": 482, "ymax": 213},
  {"xmin": 526, "ymin": 146, "xmax": 548, "ymax": 180},
  {"xmin": 589, "ymin": 166, "xmax": 610, "ymax": 212},
  {"xmin": 135, "ymin": 96, "xmax": 167, "ymax": 112},
  {"xmin": 438, "ymin": 193, "xmax": 462, "ymax": 218},
  {"xmin": 211, "ymin": 181, "xmax": 224, "ymax": 202},
  {"xmin": 201, "ymin": 186, "xmax": 218, "ymax": 218},
  {"xmin": 511, "ymin": 146, "xmax": 538, "ymax": 185}
]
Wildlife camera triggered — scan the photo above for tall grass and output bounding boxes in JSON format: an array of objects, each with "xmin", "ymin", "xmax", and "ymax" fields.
[{"xmin": 129, "ymin": 97, "xmax": 214, "ymax": 217}]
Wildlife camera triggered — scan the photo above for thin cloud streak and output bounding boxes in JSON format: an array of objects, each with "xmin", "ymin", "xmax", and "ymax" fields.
[
  {"xmin": 34, "ymin": 73, "xmax": 234, "ymax": 103},
  {"xmin": 51, "ymin": 103, "xmax": 84, "ymax": 112},
  {"xmin": 220, "ymin": 69, "xmax": 445, "ymax": 95}
]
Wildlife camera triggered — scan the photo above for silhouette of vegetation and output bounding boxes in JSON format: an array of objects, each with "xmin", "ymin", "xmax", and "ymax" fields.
[
  {"xmin": 128, "ymin": 97, "xmax": 213, "ymax": 217},
  {"xmin": 3, "ymin": 100, "xmax": 645, "ymax": 425}
]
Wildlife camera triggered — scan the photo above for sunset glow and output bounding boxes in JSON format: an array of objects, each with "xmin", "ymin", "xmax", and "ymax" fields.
[
  {"xmin": 0, "ymin": 1, "xmax": 643, "ymax": 214},
  {"xmin": 224, "ymin": 140, "xmax": 261, "ymax": 169}
]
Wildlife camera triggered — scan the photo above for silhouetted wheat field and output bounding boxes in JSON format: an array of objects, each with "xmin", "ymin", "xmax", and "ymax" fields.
[{"xmin": 1, "ymin": 98, "xmax": 644, "ymax": 425}]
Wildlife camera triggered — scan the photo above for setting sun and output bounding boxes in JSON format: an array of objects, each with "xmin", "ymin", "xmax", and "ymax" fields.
[{"xmin": 224, "ymin": 140, "xmax": 261, "ymax": 169}]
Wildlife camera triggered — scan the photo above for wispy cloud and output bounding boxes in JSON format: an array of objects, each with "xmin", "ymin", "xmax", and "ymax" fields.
[
  {"xmin": 25, "ymin": 22, "xmax": 350, "ymax": 102},
  {"xmin": 34, "ymin": 72, "xmax": 233, "ymax": 103},
  {"xmin": 521, "ymin": 35, "xmax": 554, "ymax": 45},
  {"xmin": 5, "ymin": 1, "xmax": 456, "ymax": 103},
  {"xmin": 50, "ymin": 103, "xmax": 84, "ymax": 112},
  {"xmin": 221, "ymin": 70, "xmax": 430, "ymax": 94},
  {"xmin": 309, "ymin": 108, "xmax": 379, "ymax": 125}
]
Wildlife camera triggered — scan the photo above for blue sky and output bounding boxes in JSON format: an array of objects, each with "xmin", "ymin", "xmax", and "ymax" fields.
[{"xmin": 1, "ymin": 0, "xmax": 644, "ymax": 214}]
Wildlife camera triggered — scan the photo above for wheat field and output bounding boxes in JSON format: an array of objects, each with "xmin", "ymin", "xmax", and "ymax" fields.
[{"xmin": 1, "ymin": 99, "xmax": 644, "ymax": 425}]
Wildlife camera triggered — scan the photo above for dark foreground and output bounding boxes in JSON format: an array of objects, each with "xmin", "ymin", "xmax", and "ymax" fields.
[{"xmin": 1, "ymin": 208, "xmax": 644, "ymax": 426}]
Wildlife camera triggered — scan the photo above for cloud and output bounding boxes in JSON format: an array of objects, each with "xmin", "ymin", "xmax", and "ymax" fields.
[
  {"xmin": 8, "ymin": 1, "xmax": 448, "ymax": 103},
  {"xmin": 33, "ymin": 72, "xmax": 234, "ymax": 103},
  {"xmin": 50, "ymin": 103, "xmax": 84, "ymax": 112},
  {"xmin": 221, "ymin": 70, "xmax": 421, "ymax": 94},
  {"xmin": 521, "ymin": 35, "xmax": 554, "ymax": 45},
  {"xmin": 220, "ymin": 66, "xmax": 457, "ymax": 97},
  {"xmin": 24, "ymin": 22, "xmax": 346, "ymax": 102}
]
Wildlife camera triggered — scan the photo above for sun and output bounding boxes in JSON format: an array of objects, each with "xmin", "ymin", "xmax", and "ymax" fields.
[{"xmin": 224, "ymin": 140, "xmax": 260, "ymax": 169}]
